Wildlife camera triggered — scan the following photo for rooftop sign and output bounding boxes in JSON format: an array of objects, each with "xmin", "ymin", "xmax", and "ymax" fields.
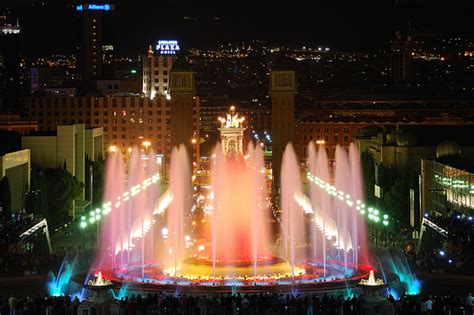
[
  {"xmin": 76, "ymin": 4, "xmax": 114, "ymax": 11},
  {"xmin": 156, "ymin": 40, "xmax": 180, "ymax": 55}
]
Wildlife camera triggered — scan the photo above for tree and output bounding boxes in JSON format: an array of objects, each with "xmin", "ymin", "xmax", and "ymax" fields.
[
  {"xmin": 85, "ymin": 155, "xmax": 105, "ymax": 208},
  {"xmin": 27, "ymin": 166, "xmax": 84, "ymax": 229},
  {"xmin": 383, "ymin": 176, "xmax": 410, "ymax": 223},
  {"xmin": 361, "ymin": 151, "xmax": 376, "ymax": 204},
  {"xmin": 0, "ymin": 176, "xmax": 12, "ymax": 218}
]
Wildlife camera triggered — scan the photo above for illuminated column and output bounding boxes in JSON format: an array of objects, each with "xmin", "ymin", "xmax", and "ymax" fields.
[
  {"xmin": 269, "ymin": 60, "xmax": 297, "ymax": 189},
  {"xmin": 218, "ymin": 106, "xmax": 246, "ymax": 156}
]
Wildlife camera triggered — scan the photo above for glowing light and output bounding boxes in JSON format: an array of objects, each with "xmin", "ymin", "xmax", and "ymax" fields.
[
  {"xmin": 156, "ymin": 40, "xmax": 180, "ymax": 55},
  {"xmin": 161, "ymin": 227, "xmax": 169, "ymax": 238},
  {"xmin": 108, "ymin": 145, "xmax": 117, "ymax": 153},
  {"xmin": 80, "ymin": 221, "xmax": 87, "ymax": 229},
  {"xmin": 219, "ymin": 106, "xmax": 245, "ymax": 129},
  {"xmin": 439, "ymin": 250, "xmax": 445, "ymax": 256}
]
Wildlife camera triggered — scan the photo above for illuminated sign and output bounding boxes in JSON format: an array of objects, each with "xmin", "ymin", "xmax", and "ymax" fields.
[
  {"xmin": 156, "ymin": 40, "xmax": 180, "ymax": 55},
  {"xmin": 76, "ymin": 4, "xmax": 114, "ymax": 11}
]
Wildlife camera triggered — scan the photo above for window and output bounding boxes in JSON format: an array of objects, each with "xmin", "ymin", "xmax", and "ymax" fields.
[
  {"xmin": 344, "ymin": 135, "xmax": 349, "ymax": 142},
  {"xmin": 334, "ymin": 135, "xmax": 339, "ymax": 142},
  {"xmin": 323, "ymin": 128, "xmax": 329, "ymax": 133},
  {"xmin": 343, "ymin": 128, "xmax": 349, "ymax": 133}
]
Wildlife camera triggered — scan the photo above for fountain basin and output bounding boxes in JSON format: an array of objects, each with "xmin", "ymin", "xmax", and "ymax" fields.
[{"xmin": 164, "ymin": 256, "xmax": 303, "ymax": 279}]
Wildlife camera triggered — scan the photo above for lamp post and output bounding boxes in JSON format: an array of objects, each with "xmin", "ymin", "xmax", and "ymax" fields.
[{"xmin": 142, "ymin": 141, "xmax": 151, "ymax": 154}]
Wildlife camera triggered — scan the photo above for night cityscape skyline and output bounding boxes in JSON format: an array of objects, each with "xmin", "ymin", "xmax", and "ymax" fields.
[
  {"xmin": 1, "ymin": 0, "xmax": 474, "ymax": 56},
  {"xmin": 0, "ymin": 0, "xmax": 473, "ymax": 313}
]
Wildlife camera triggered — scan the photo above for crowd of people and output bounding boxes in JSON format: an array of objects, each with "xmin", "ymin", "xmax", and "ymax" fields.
[
  {"xmin": 414, "ymin": 212, "xmax": 474, "ymax": 274},
  {"xmin": 1, "ymin": 292, "xmax": 473, "ymax": 315}
]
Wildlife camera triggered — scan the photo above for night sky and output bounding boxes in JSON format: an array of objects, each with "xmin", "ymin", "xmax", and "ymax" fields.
[{"xmin": 2, "ymin": 0, "xmax": 473, "ymax": 57}]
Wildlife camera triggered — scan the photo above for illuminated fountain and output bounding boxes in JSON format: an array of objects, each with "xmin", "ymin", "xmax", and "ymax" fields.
[
  {"xmin": 74, "ymin": 106, "xmax": 376, "ymax": 294},
  {"xmin": 358, "ymin": 270, "xmax": 395, "ymax": 314}
]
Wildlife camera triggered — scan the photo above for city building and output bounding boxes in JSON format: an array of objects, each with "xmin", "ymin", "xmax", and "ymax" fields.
[
  {"xmin": 0, "ymin": 115, "xmax": 38, "ymax": 135},
  {"xmin": 0, "ymin": 14, "xmax": 21, "ymax": 112},
  {"xmin": 30, "ymin": 67, "xmax": 71, "ymax": 94},
  {"xmin": 269, "ymin": 58, "xmax": 297, "ymax": 187},
  {"xmin": 25, "ymin": 94, "xmax": 200, "ymax": 172},
  {"xmin": 76, "ymin": 3, "xmax": 115, "ymax": 83},
  {"xmin": 21, "ymin": 124, "xmax": 104, "ymax": 217},
  {"xmin": 421, "ymin": 142, "xmax": 474, "ymax": 216},
  {"xmin": 388, "ymin": 32, "xmax": 414, "ymax": 82},
  {"xmin": 0, "ymin": 149, "xmax": 30, "ymax": 213},
  {"xmin": 142, "ymin": 41, "xmax": 180, "ymax": 99}
]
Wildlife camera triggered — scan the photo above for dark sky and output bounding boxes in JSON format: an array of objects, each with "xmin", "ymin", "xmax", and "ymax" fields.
[{"xmin": 2, "ymin": 0, "xmax": 474, "ymax": 57}]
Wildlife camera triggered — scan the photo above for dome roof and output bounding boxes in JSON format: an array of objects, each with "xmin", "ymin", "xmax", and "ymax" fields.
[{"xmin": 436, "ymin": 140, "xmax": 462, "ymax": 158}]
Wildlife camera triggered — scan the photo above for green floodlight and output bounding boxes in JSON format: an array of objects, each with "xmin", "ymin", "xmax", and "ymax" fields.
[
  {"xmin": 360, "ymin": 210, "xmax": 366, "ymax": 215},
  {"xmin": 383, "ymin": 220, "xmax": 389, "ymax": 226},
  {"xmin": 374, "ymin": 216, "xmax": 380, "ymax": 222},
  {"xmin": 95, "ymin": 208, "xmax": 101, "ymax": 214},
  {"xmin": 80, "ymin": 221, "xmax": 87, "ymax": 229},
  {"xmin": 373, "ymin": 209, "xmax": 380, "ymax": 215},
  {"xmin": 81, "ymin": 215, "xmax": 86, "ymax": 221},
  {"xmin": 89, "ymin": 217, "xmax": 96, "ymax": 224},
  {"xmin": 95, "ymin": 214, "xmax": 101, "ymax": 220},
  {"xmin": 368, "ymin": 213, "xmax": 374, "ymax": 220},
  {"xmin": 383, "ymin": 214, "xmax": 389, "ymax": 219},
  {"xmin": 368, "ymin": 207, "xmax": 373, "ymax": 213}
]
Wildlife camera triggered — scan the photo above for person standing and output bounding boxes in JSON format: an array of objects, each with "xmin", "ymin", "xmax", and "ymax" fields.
[
  {"xmin": 8, "ymin": 295, "xmax": 17, "ymax": 315},
  {"xmin": 466, "ymin": 293, "xmax": 474, "ymax": 315}
]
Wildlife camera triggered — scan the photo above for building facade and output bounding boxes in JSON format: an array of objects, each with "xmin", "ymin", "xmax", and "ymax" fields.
[
  {"xmin": 25, "ymin": 95, "xmax": 200, "ymax": 170},
  {"xmin": 142, "ymin": 45, "xmax": 176, "ymax": 99},
  {"xmin": 22, "ymin": 124, "xmax": 103, "ymax": 217},
  {"xmin": 0, "ymin": 15, "xmax": 21, "ymax": 112},
  {"xmin": 0, "ymin": 115, "xmax": 38, "ymax": 135},
  {"xmin": 76, "ymin": 3, "xmax": 115, "ymax": 82},
  {"xmin": 0, "ymin": 149, "xmax": 30, "ymax": 213}
]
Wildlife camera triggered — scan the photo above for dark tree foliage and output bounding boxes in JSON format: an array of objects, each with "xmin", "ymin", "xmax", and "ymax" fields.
[
  {"xmin": 85, "ymin": 155, "xmax": 105, "ymax": 208},
  {"xmin": 360, "ymin": 151, "xmax": 376, "ymax": 204},
  {"xmin": 0, "ymin": 176, "xmax": 12, "ymax": 218},
  {"xmin": 26, "ymin": 165, "xmax": 84, "ymax": 229}
]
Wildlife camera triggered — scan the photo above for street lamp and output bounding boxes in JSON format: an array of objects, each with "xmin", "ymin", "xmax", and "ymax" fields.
[
  {"xmin": 142, "ymin": 140, "xmax": 151, "ymax": 153},
  {"xmin": 316, "ymin": 140, "xmax": 325, "ymax": 145},
  {"xmin": 108, "ymin": 145, "xmax": 118, "ymax": 153}
]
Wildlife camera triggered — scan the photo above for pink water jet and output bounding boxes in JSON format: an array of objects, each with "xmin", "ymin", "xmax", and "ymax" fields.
[{"xmin": 210, "ymin": 142, "xmax": 270, "ymax": 265}]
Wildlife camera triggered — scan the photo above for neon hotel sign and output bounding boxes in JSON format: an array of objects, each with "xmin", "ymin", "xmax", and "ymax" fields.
[{"xmin": 156, "ymin": 40, "xmax": 181, "ymax": 55}]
